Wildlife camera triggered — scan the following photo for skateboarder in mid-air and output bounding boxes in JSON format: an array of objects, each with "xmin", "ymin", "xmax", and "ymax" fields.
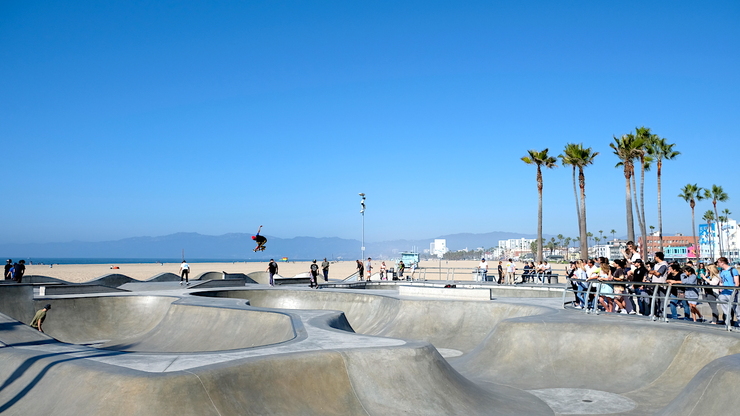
[{"xmin": 252, "ymin": 225, "xmax": 267, "ymax": 252}]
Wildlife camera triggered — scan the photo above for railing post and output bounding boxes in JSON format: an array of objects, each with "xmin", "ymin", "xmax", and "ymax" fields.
[
  {"xmin": 662, "ymin": 284, "xmax": 672, "ymax": 323},
  {"xmin": 561, "ymin": 277, "xmax": 570, "ymax": 309},
  {"xmin": 649, "ymin": 284, "xmax": 658, "ymax": 321}
]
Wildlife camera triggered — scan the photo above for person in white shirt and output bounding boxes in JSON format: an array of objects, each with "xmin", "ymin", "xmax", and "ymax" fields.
[
  {"xmin": 478, "ymin": 259, "xmax": 488, "ymax": 282},
  {"xmin": 506, "ymin": 259, "xmax": 517, "ymax": 285},
  {"xmin": 179, "ymin": 260, "xmax": 190, "ymax": 285}
]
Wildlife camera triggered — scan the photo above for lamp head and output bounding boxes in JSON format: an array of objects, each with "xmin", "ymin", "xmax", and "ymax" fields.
[{"xmin": 359, "ymin": 193, "xmax": 365, "ymax": 197}]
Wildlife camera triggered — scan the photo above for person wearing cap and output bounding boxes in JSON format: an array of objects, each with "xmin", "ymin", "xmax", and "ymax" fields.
[
  {"xmin": 321, "ymin": 258, "xmax": 330, "ymax": 281},
  {"xmin": 478, "ymin": 258, "xmax": 488, "ymax": 282},
  {"xmin": 31, "ymin": 304, "xmax": 51, "ymax": 332},
  {"xmin": 309, "ymin": 260, "xmax": 319, "ymax": 288},
  {"xmin": 252, "ymin": 225, "xmax": 267, "ymax": 252},
  {"xmin": 4, "ymin": 259, "xmax": 12, "ymax": 280}
]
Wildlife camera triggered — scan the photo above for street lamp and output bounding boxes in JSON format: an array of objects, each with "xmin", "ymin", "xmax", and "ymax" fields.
[{"xmin": 359, "ymin": 193, "xmax": 366, "ymax": 260}]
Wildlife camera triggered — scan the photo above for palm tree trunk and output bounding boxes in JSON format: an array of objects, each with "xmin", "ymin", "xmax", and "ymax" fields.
[
  {"xmin": 691, "ymin": 205, "xmax": 697, "ymax": 264},
  {"xmin": 537, "ymin": 166, "xmax": 544, "ymax": 263},
  {"xmin": 632, "ymin": 170, "xmax": 647, "ymax": 260},
  {"xmin": 572, "ymin": 166, "xmax": 582, "ymax": 238},
  {"xmin": 579, "ymin": 167, "xmax": 588, "ymax": 261},
  {"xmin": 714, "ymin": 203, "xmax": 723, "ymax": 257},
  {"xmin": 625, "ymin": 168, "xmax": 635, "ymax": 243},
  {"xmin": 639, "ymin": 159, "xmax": 649, "ymax": 261},
  {"xmin": 657, "ymin": 160, "xmax": 664, "ymax": 252}
]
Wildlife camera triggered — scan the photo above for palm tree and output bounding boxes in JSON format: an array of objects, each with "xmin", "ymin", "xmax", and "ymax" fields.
[
  {"xmin": 679, "ymin": 184, "xmax": 705, "ymax": 262},
  {"xmin": 705, "ymin": 185, "xmax": 729, "ymax": 257},
  {"xmin": 521, "ymin": 149, "xmax": 557, "ymax": 262},
  {"xmin": 702, "ymin": 210, "xmax": 716, "ymax": 260},
  {"xmin": 610, "ymin": 229, "xmax": 616, "ymax": 241},
  {"xmin": 647, "ymin": 136, "xmax": 680, "ymax": 252},
  {"xmin": 632, "ymin": 127, "xmax": 654, "ymax": 261},
  {"xmin": 587, "ymin": 231, "xmax": 593, "ymax": 246},
  {"xmin": 560, "ymin": 143, "xmax": 598, "ymax": 261},
  {"xmin": 722, "ymin": 209, "xmax": 732, "ymax": 258},
  {"xmin": 610, "ymin": 133, "xmax": 645, "ymax": 244}
]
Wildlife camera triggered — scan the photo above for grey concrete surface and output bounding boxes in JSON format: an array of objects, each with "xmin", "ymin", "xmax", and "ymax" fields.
[{"xmin": 2, "ymin": 281, "xmax": 740, "ymax": 415}]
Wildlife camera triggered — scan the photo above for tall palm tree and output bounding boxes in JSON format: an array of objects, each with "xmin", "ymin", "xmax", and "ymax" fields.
[
  {"xmin": 560, "ymin": 143, "xmax": 598, "ymax": 261},
  {"xmin": 522, "ymin": 149, "xmax": 557, "ymax": 262},
  {"xmin": 587, "ymin": 231, "xmax": 593, "ymax": 246},
  {"xmin": 610, "ymin": 133, "xmax": 644, "ymax": 244},
  {"xmin": 702, "ymin": 210, "xmax": 715, "ymax": 260},
  {"xmin": 632, "ymin": 127, "xmax": 654, "ymax": 261},
  {"xmin": 610, "ymin": 229, "xmax": 616, "ymax": 241},
  {"xmin": 705, "ymin": 185, "xmax": 729, "ymax": 257},
  {"xmin": 647, "ymin": 136, "xmax": 680, "ymax": 252},
  {"xmin": 679, "ymin": 184, "xmax": 705, "ymax": 262}
]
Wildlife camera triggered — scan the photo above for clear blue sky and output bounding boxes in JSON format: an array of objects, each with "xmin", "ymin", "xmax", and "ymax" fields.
[{"xmin": 2, "ymin": 1, "xmax": 738, "ymax": 244}]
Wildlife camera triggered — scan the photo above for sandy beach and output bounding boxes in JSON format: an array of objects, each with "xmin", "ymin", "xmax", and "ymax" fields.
[{"xmin": 24, "ymin": 259, "xmax": 568, "ymax": 284}]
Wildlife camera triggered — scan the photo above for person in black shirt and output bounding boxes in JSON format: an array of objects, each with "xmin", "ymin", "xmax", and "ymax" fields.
[
  {"xmin": 252, "ymin": 225, "xmax": 267, "ymax": 252},
  {"xmin": 12, "ymin": 260, "xmax": 25, "ymax": 283},
  {"xmin": 266, "ymin": 259, "xmax": 278, "ymax": 287},
  {"xmin": 4, "ymin": 259, "xmax": 12, "ymax": 280},
  {"xmin": 356, "ymin": 260, "xmax": 365, "ymax": 281}
]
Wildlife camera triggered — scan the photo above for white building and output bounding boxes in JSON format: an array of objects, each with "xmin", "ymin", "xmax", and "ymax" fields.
[
  {"xmin": 498, "ymin": 238, "xmax": 536, "ymax": 252},
  {"xmin": 700, "ymin": 218, "xmax": 739, "ymax": 262},
  {"xmin": 430, "ymin": 239, "xmax": 449, "ymax": 258}
]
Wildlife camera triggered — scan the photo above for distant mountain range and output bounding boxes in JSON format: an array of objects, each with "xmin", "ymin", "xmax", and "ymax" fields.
[{"xmin": 0, "ymin": 231, "xmax": 543, "ymax": 261}]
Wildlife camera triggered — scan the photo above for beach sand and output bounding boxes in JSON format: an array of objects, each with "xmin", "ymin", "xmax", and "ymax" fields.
[{"xmin": 25, "ymin": 259, "xmax": 568, "ymax": 284}]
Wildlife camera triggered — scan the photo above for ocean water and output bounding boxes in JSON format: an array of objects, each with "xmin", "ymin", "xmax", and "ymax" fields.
[{"xmin": 11, "ymin": 258, "xmax": 298, "ymax": 265}]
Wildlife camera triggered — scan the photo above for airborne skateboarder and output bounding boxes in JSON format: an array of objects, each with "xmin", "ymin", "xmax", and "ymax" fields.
[{"xmin": 252, "ymin": 225, "xmax": 267, "ymax": 252}]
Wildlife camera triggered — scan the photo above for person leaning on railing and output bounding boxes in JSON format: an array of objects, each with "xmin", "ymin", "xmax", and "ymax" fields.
[
  {"xmin": 700, "ymin": 264, "xmax": 721, "ymax": 324},
  {"xmin": 628, "ymin": 259, "xmax": 651, "ymax": 316},
  {"xmin": 646, "ymin": 252, "xmax": 669, "ymax": 317},
  {"xmin": 597, "ymin": 259, "xmax": 615, "ymax": 312},
  {"xmin": 612, "ymin": 259, "xmax": 636, "ymax": 314},
  {"xmin": 665, "ymin": 263, "xmax": 691, "ymax": 320},
  {"xmin": 572, "ymin": 260, "xmax": 589, "ymax": 309},
  {"xmin": 682, "ymin": 265, "xmax": 703, "ymax": 322},
  {"xmin": 717, "ymin": 257, "xmax": 740, "ymax": 328}
]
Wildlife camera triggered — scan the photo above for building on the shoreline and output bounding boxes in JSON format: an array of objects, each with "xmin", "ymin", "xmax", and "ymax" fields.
[
  {"xmin": 699, "ymin": 218, "xmax": 739, "ymax": 262},
  {"xmin": 430, "ymin": 239, "xmax": 449, "ymax": 258}
]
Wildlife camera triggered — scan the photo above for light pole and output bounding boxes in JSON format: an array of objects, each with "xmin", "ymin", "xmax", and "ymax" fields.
[{"xmin": 359, "ymin": 193, "xmax": 366, "ymax": 261}]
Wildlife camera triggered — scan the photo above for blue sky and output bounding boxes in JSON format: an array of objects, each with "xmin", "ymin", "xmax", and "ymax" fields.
[{"xmin": 2, "ymin": 1, "xmax": 739, "ymax": 244}]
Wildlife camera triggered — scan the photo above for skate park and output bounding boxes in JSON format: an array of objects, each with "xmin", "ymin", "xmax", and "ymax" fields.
[{"xmin": 1, "ymin": 271, "xmax": 740, "ymax": 416}]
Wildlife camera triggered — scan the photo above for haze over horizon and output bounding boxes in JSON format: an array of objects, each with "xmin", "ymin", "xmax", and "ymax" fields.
[{"xmin": 3, "ymin": 1, "xmax": 738, "ymax": 245}]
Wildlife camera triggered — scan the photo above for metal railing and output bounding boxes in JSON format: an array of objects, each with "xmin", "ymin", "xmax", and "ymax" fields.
[{"xmin": 563, "ymin": 278, "xmax": 740, "ymax": 332}]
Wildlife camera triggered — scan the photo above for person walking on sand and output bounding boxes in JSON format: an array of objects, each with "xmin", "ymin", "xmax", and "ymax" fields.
[
  {"xmin": 31, "ymin": 304, "xmax": 51, "ymax": 333},
  {"xmin": 267, "ymin": 259, "xmax": 278, "ymax": 286},
  {"xmin": 321, "ymin": 258, "xmax": 330, "ymax": 281},
  {"xmin": 309, "ymin": 260, "xmax": 320, "ymax": 288},
  {"xmin": 380, "ymin": 261, "xmax": 387, "ymax": 280},
  {"xmin": 366, "ymin": 258, "xmax": 373, "ymax": 281},
  {"xmin": 497, "ymin": 261, "xmax": 504, "ymax": 284},
  {"xmin": 356, "ymin": 260, "xmax": 365, "ymax": 281},
  {"xmin": 179, "ymin": 260, "xmax": 190, "ymax": 285}
]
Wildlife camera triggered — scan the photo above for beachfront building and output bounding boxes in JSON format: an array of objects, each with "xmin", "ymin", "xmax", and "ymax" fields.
[
  {"xmin": 637, "ymin": 234, "xmax": 697, "ymax": 260},
  {"xmin": 699, "ymin": 218, "xmax": 739, "ymax": 263},
  {"xmin": 498, "ymin": 238, "xmax": 535, "ymax": 258},
  {"xmin": 430, "ymin": 239, "xmax": 449, "ymax": 258}
]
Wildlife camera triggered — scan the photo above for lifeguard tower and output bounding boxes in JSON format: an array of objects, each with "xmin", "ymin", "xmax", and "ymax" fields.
[{"xmin": 401, "ymin": 252, "xmax": 420, "ymax": 266}]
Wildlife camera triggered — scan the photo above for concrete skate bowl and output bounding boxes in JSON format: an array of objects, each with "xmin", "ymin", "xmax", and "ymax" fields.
[
  {"xmin": 13, "ymin": 296, "xmax": 295, "ymax": 353},
  {"xmin": 192, "ymin": 288, "xmax": 740, "ymax": 415},
  {"xmin": 193, "ymin": 288, "xmax": 554, "ymax": 353}
]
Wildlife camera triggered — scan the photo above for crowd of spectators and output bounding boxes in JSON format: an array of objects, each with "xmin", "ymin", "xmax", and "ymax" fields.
[{"xmin": 567, "ymin": 241, "xmax": 740, "ymax": 327}]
